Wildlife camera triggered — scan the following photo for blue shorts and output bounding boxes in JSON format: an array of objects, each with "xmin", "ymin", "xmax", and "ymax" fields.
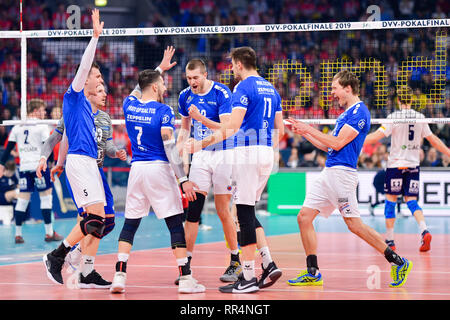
[
  {"xmin": 18, "ymin": 169, "xmax": 52, "ymax": 193},
  {"xmin": 66, "ymin": 167, "xmax": 115, "ymax": 217},
  {"xmin": 384, "ymin": 166, "xmax": 420, "ymax": 197}
]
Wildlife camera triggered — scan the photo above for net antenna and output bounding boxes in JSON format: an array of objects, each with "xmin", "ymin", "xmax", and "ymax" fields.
[{"xmin": 1, "ymin": 17, "xmax": 449, "ymax": 127}]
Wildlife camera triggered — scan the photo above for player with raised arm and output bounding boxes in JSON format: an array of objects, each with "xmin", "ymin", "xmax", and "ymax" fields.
[
  {"xmin": 110, "ymin": 61, "xmax": 205, "ymax": 294},
  {"xmin": 42, "ymin": 9, "xmax": 107, "ymax": 286},
  {"xmin": 186, "ymin": 47, "xmax": 284, "ymax": 293},
  {"xmin": 175, "ymin": 58, "xmax": 241, "ymax": 284},
  {"xmin": 37, "ymin": 82, "xmax": 127, "ymax": 288},
  {"xmin": 0, "ymin": 99, "xmax": 63, "ymax": 244},
  {"xmin": 286, "ymin": 70, "xmax": 412, "ymax": 288},
  {"xmin": 364, "ymin": 86, "xmax": 450, "ymax": 252}
]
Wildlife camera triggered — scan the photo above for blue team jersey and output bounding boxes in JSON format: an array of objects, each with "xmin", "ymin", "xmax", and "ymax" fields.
[
  {"xmin": 231, "ymin": 76, "xmax": 282, "ymax": 147},
  {"xmin": 178, "ymin": 81, "xmax": 233, "ymax": 151},
  {"xmin": 123, "ymin": 95, "xmax": 175, "ymax": 163},
  {"xmin": 62, "ymin": 84, "xmax": 98, "ymax": 159},
  {"xmin": 325, "ymin": 101, "xmax": 371, "ymax": 169}
]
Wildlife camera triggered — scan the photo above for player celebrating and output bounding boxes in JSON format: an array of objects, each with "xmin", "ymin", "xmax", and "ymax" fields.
[
  {"xmin": 37, "ymin": 82, "xmax": 126, "ymax": 288},
  {"xmin": 176, "ymin": 58, "xmax": 241, "ymax": 284},
  {"xmin": 286, "ymin": 70, "xmax": 412, "ymax": 288},
  {"xmin": 186, "ymin": 46, "xmax": 284, "ymax": 293},
  {"xmin": 364, "ymin": 86, "xmax": 450, "ymax": 252},
  {"xmin": 42, "ymin": 9, "xmax": 106, "ymax": 286},
  {"xmin": 110, "ymin": 67, "xmax": 205, "ymax": 294},
  {"xmin": 0, "ymin": 99, "xmax": 63, "ymax": 244}
]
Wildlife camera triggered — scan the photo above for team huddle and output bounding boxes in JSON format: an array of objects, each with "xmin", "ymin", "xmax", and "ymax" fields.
[{"xmin": 2, "ymin": 9, "xmax": 449, "ymax": 295}]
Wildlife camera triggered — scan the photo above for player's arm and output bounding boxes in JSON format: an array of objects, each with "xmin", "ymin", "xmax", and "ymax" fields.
[
  {"xmin": 288, "ymin": 118, "xmax": 358, "ymax": 151},
  {"xmin": 364, "ymin": 128, "xmax": 386, "ymax": 145},
  {"xmin": 105, "ymin": 139, "xmax": 127, "ymax": 160},
  {"xmin": 161, "ymin": 127, "xmax": 198, "ymax": 201},
  {"xmin": 71, "ymin": 9, "xmax": 103, "ymax": 92},
  {"xmin": 50, "ymin": 131, "xmax": 69, "ymax": 182},
  {"xmin": 425, "ymin": 133, "xmax": 450, "ymax": 157},
  {"xmin": 36, "ymin": 130, "xmax": 63, "ymax": 178}
]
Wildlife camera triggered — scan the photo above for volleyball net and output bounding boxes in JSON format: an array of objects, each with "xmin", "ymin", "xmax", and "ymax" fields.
[{"xmin": 1, "ymin": 18, "xmax": 449, "ymax": 127}]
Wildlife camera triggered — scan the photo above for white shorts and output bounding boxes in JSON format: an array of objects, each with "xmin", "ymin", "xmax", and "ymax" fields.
[
  {"xmin": 303, "ymin": 166, "xmax": 360, "ymax": 218},
  {"xmin": 65, "ymin": 154, "xmax": 106, "ymax": 208},
  {"xmin": 124, "ymin": 161, "xmax": 183, "ymax": 219},
  {"xmin": 232, "ymin": 146, "xmax": 274, "ymax": 206},
  {"xmin": 189, "ymin": 149, "xmax": 233, "ymax": 195}
]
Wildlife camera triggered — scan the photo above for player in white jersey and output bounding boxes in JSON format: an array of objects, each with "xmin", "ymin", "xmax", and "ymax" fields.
[
  {"xmin": 186, "ymin": 47, "xmax": 284, "ymax": 293},
  {"xmin": 176, "ymin": 58, "xmax": 241, "ymax": 284},
  {"xmin": 287, "ymin": 71, "xmax": 412, "ymax": 288},
  {"xmin": 364, "ymin": 86, "xmax": 450, "ymax": 252},
  {"xmin": 0, "ymin": 99, "xmax": 63, "ymax": 244}
]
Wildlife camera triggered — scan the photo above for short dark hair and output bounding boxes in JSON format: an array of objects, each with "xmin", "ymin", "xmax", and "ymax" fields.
[
  {"xmin": 397, "ymin": 86, "xmax": 414, "ymax": 105},
  {"xmin": 186, "ymin": 59, "xmax": 207, "ymax": 73},
  {"xmin": 230, "ymin": 46, "xmax": 257, "ymax": 70},
  {"xmin": 333, "ymin": 70, "xmax": 360, "ymax": 95},
  {"xmin": 138, "ymin": 69, "xmax": 161, "ymax": 91},
  {"xmin": 27, "ymin": 98, "xmax": 46, "ymax": 114},
  {"xmin": 75, "ymin": 61, "xmax": 100, "ymax": 75},
  {"xmin": 4, "ymin": 160, "xmax": 16, "ymax": 172}
]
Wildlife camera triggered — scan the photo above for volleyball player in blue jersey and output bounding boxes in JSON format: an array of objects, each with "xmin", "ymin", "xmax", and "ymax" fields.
[
  {"xmin": 43, "ymin": 9, "xmax": 108, "ymax": 286},
  {"xmin": 186, "ymin": 47, "xmax": 285, "ymax": 293},
  {"xmin": 110, "ymin": 68, "xmax": 205, "ymax": 294},
  {"xmin": 286, "ymin": 70, "xmax": 412, "ymax": 288}
]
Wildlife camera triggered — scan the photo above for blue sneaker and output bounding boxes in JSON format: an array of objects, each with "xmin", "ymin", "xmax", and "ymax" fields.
[
  {"xmin": 389, "ymin": 258, "xmax": 412, "ymax": 288},
  {"xmin": 287, "ymin": 270, "xmax": 323, "ymax": 286}
]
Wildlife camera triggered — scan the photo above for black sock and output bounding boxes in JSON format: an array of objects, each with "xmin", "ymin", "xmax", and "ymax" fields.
[
  {"xmin": 306, "ymin": 254, "xmax": 319, "ymax": 276},
  {"xmin": 231, "ymin": 253, "xmax": 240, "ymax": 264},
  {"xmin": 41, "ymin": 209, "xmax": 52, "ymax": 224},
  {"xmin": 384, "ymin": 247, "xmax": 403, "ymax": 266},
  {"xmin": 52, "ymin": 242, "xmax": 71, "ymax": 258},
  {"xmin": 115, "ymin": 261, "xmax": 127, "ymax": 273},
  {"xmin": 180, "ymin": 262, "xmax": 191, "ymax": 276}
]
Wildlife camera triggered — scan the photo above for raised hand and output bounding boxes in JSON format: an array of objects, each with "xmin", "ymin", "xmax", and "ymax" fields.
[
  {"xmin": 158, "ymin": 46, "xmax": 177, "ymax": 72},
  {"xmin": 92, "ymin": 8, "xmax": 104, "ymax": 38}
]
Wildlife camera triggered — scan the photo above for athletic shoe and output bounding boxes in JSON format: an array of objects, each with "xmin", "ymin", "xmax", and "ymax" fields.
[
  {"xmin": 63, "ymin": 244, "xmax": 82, "ymax": 273},
  {"xmin": 219, "ymin": 277, "xmax": 259, "ymax": 293},
  {"xmin": 110, "ymin": 271, "xmax": 127, "ymax": 293},
  {"xmin": 385, "ymin": 239, "xmax": 396, "ymax": 251},
  {"xmin": 419, "ymin": 230, "xmax": 432, "ymax": 252},
  {"xmin": 45, "ymin": 231, "xmax": 64, "ymax": 242},
  {"xmin": 389, "ymin": 258, "xmax": 412, "ymax": 288},
  {"xmin": 174, "ymin": 256, "xmax": 192, "ymax": 285},
  {"xmin": 220, "ymin": 261, "xmax": 242, "ymax": 282},
  {"xmin": 178, "ymin": 274, "xmax": 206, "ymax": 293},
  {"xmin": 79, "ymin": 270, "xmax": 112, "ymax": 289},
  {"xmin": 258, "ymin": 261, "xmax": 282, "ymax": 288},
  {"xmin": 15, "ymin": 236, "xmax": 24, "ymax": 244},
  {"xmin": 199, "ymin": 224, "xmax": 212, "ymax": 231},
  {"xmin": 287, "ymin": 270, "xmax": 323, "ymax": 286},
  {"xmin": 43, "ymin": 252, "xmax": 65, "ymax": 284}
]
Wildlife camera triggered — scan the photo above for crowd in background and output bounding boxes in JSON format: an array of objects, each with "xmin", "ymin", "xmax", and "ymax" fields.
[{"xmin": 0, "ymin": 0, "xmax": 449, "ymax": 173}]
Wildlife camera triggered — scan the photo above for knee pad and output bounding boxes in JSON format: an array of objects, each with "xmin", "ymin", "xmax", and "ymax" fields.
[
  {"xmin": 406, "ymin": 200, "xmax": 422, "ymax": 216},
  {"xmin": 101, "ymin": 216, "xmax": 115, "ymax": 238},
  {"xmin": 119, "ymin": 218, "xmax": 141, "ymax": 245},
  {"xmin": 165, "ymin": 213, "xmax": 186, "ymax": 249},
  {"xmin": 186, "ymin": 193, "xmax": 205, "ymax": 223},
  {"xmin": 40, "ymin": 195, "xmax": 52, "ymax": 210},
  {"xmin": 80, "ymin": 214, "xmax": 105, "ymax": 239},
  {"xmin": 236, "ymin": 204, "xmax": 257, "ymax": 246},
  {"xmin": 384, "ymin": 200, "xmax": 396, "ymax": 219},
  {"xmin": 15, "ymin": 197, "xmax": 29, "ymax": 212}
]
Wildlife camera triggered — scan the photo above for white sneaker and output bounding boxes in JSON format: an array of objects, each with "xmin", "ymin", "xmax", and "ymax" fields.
[
  {"xmin": 64, "ymin": 244, "xmax": 82, "ymax": 274},
  {"xmin": 110, "ymin": 271, "xmax": 127, "ymax": 293},
  {"xmin": 178, "ymin": 274, "xmax": 206, "ymax": 294},
  {"xmin": 199, "ymin": 224, "xmax": 212, "ymax": 231}
]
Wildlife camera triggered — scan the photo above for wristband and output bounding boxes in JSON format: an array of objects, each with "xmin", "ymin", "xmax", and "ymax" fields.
[{"xmin": 155, "ymin": 66, "xmax": 163, "ymax": 74}]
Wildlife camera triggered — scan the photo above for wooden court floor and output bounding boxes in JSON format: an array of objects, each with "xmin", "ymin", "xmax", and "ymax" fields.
[{"xmin": 1, "ymin": 231, "xmax": 449, "ymax": 300}]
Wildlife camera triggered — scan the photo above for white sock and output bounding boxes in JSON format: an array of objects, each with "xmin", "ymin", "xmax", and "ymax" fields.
[
  {"xmin": 259, "ymin": 246, "xmax": 272, "ymax": 269},
  {"xmin": 118, "ymin": 253, "xmax": 129, "ymax": 262},
  {"xmin": 186, "ymin": 251, "xmax": 193, "ymax": 258},
  {"xmin": 44, "ymin": 223, "xmax": 53, "ymax": 236},
  {"xmin": 15, "ymin": 226, "xmax": 22, "ymax": 237},
  {"xmin": 177, "ymin": 257, "xmax": 188, "ymax": 266},
  {"xmin": 242, "ymin": 260, "xmax": 255, "ymax": 281},
  {"xmin": 419, "ymin": 220, "xmax": 427, "ymax": 234},
  {"xmin": 63, "ymin": 239, "xmax": 71, "ymax": 248},
  {"xmin": 386, "ymin": 228, "xmax": 394, "ymax": 241},
  {"xmin": 81, "ymin": 255, "xmax": 95, "ymax": 277},
  {"xmin": 230, "ymin": 249, "xmax": 239, "ymax": 256}
]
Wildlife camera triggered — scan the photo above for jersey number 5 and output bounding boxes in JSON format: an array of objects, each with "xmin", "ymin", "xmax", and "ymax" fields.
[{"xmin": 408, "ymin": 124, "xmax": 414, "ymax": 141}]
